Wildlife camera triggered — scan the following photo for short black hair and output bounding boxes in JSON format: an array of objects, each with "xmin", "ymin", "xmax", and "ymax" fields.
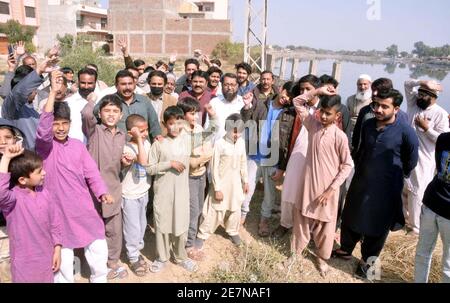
[
  {"xmin": 320, "ymin": 95, "xmax": 342, "ymax": 111},
  {"xmin": 235, "ymin": 62, "xmax": 252, "ymax": 75},
  {"xmin": 54, "ymin": 101, "xmax": 71, "ymax": 121},
  {"xmin": 191, "ymin": 70, "xmax": 209, "ymax": 81},
  {"xmin": 297, "ymin": 74, "xmax": 321, "ymax": 89},
  {"xmin": 9, "ymin": 150, "xmax": 43, "ymax": 186},
  {"xmin": 225, "ymin": 113, "xmax": 245, "ymax": 133},
  {"xmin": 98, "ymin": 94, "xmax": 123, "ymax": 112},
  {"xmin": 133, "ymin": 59, "xmax": 146, "ymax": 67},
  {"xmin": 78, "ymin": 67, "xmax": 98, "ymax": 82},
  {"xmin": 125, "ymin": 114, "xmax": 146, "ymax": 131},
  {"xmin": 61, "ymin": 67, "xmax": 74, "ymax": 74},
  {"xmin": 319, "ymin": 74, "xmax": 339, "ymax": 88},
  {"xmin": 126, "ymin": 67, "xmax": 140, "ymax": 75},
  {"xmin": 163, "ymin": 106, "xmax": 184, "ymax": 123},
  {"xmin": 207, "ymin": 66, "xmax": 223, "ymax": 77},
  {"xmin": 11, "ymin": 65, "xmax": 34, "ymax": 89},
  {"xmin": 260, "ymin": 70, "xmax": 274, "ymax": 79},
  {"xmin": 221, "ymin": 73, "xmax": 238, "ymax": 84},
  {"xmin": 178, "ymin": 98, "xmax": 200, "ymax": 114},
  {"xmin": 115, "ymin": 70, "xmax": 134, "ymax": 85},
  {"xmin": 185, "ymin": 58, "xmax": 200, "ymax": 69},
  {"xmin": 281, "ymin": 81, "xmax": 296, "ymax": 100},
  {"xmin": 147, "ymin": 70, "xmax": 167, "ymax": 85},
  {"xmin": 372, "ymin": 78, "xmax": 393, "ymax": 92},
  {"xmin": 144, "ymin": 66, "xmax": 155, "ymax": 73},
  {"xmin": 375, "ymin": 88, "xmax": 404, "ymax": 107}
]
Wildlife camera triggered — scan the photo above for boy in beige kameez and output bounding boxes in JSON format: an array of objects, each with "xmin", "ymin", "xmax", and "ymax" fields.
[
  {"xmin": 291, "ymin": 89, "xmax": 354, "ymax": 275},
  {"xmin": 195, "ymin": 114, "xmax": 249, "ymax": 249},
  {"xmin": 137, "ymin": 106, "xmax": 197, "ymax": 273}
]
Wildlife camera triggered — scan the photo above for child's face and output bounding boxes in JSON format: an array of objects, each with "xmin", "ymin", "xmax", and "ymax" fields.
[
  {"xmin": 279, "ymin": 89, "xmax": 291, "ymax": 106},
  {"xmin": 52, "ymin": 119, "xmax": 71, "ymax": 142},
  {"xmin": 319, "ymin": 106, "xmax": 340, "ymax": 127},
  {"xmin": 20, "ymin": 165, "xmax": 46, "ymax": 188},
  {"xmin": 184, "ymin": 110, "xmax": 198, "ymax": 127},
  {"xmin": 164, "ymin": 117, "xmax": 184, "ymax": 138},
  {"xmin": 228, "ymin": 128, "xmax": 242, "ymax": 143},
  {"xmin": 0, "ymin": 128, "xmax": 16, "ymax": 154},
  {"xmin": 99, "ymin": 104, "xmax": 123, "ymax": 128},
  {"xmin": 129, "ymin": 121, "xmax": 149, "ymax": 141}
]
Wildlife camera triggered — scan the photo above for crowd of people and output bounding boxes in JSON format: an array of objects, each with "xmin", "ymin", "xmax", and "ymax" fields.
[{"xmin": 0, "ymin": 41, "xmax": 449, "ymax": 283}]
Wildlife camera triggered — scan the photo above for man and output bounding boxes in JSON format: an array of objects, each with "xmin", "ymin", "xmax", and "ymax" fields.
[
  {"xmin": 22, "ymin": 55, "xmax": 37, "ymax": 70},
  {"xmin": 204, "ymin": 73, "xmax": 245, "ymax": 144},
  {"xmin": 347, "ymin": 74, "xmax": 373, "ymax": 139},
  {"xmin": 403, "ymin": 79, "xmax": 448, "ymax": 235},
  {"xmin": 92, "ymin": 70, "xmax": 162, "ymax": 142},
  {"xmin": 179, "ymin": 70, "xmax": 213, "ymax": 126},
  {"xmin": 334, "ymin": 88, "xmax": 419, "ymax": 280},
  {"xmin": 66, "ymin": 68, "xmax": 98, "ymax": 144},
  {"xmin": 146, "ymin": 70, "xmax": 178, "ymax": 134},
  {"xmin": 235, "ymin": 62, "xmax": 256, "ymax": 96},
  {"xmin": 96, "ymin": 67, "xmax": 145, "ymax": 101},
  {"xmin": 175, "ymin": 58, "xmax": 200, "ymax": 94},
  {"xmin": 252, "ymin": 70, "xmax": 278, "ymax": 104}
]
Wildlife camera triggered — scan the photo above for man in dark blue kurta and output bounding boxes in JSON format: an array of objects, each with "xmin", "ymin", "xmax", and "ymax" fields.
[{"xmin": 334, "ymin": 88, "xmax": 419, "ymax": 279}]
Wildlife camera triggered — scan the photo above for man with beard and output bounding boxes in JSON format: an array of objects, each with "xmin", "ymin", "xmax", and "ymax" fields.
[
  {"xmin": 94, "ymin": 70, "xmax": 162, "ymax": 142},
  {"xmin": 66, "ymin": 68, "xmax": 98, "ymax": 144},
  {"xmin": 235, "ymin": 62, "xmax": 256, "ymax": 97},
  {"xmin": 333, "ymin": 88, "xmax": 419, "ymax": 280},
  {"xmin": 347, "ymin": 75, "xmax": 373, "ymax": 139},
  {"xmin": 179, "ymin": 71, "xmax": 213, "ymax": 126},
  {"xmin": 146, "ymin": 70, "xmax": 177, "ymax": 134},
  {"xmin": 175, "ymin": 59, "xmax": 200, "ymax": 94},
  {"xmin": 403, "ymin": 79, "xmax": 448, "ymax": 235},
  {"xmin": 204, "ymin": 73, "xmax": 244, "ymax": 144},
  {"xmin": 252, "ymin": 71, "xmax": 278, "ymax": 104}
]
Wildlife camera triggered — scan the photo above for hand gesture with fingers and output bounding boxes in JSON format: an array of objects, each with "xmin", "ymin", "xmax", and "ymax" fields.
[
  {"xmin": 425, "ymin": 80, "xmax": 443, "ymax": 92},
  {"xmin": 15, "ymin": 41, "xmax": 25, "ymax": 56},
  {"xmin": 169, "ymin": 54, "xmax": 177, "ymax": 64},
  {"xmin": 118, "ymin": 39, "xmax": 128, "ymax": 56},
  {"xmin": 3, "ymin": 144, "xmax": 24, "ymax": 160},
  {"xmin": 50, "ymin": 70, "xmax": 64, "ymax": 93},
  {"xmin": 316, "ymin": 86, "xmax": 337, "ymax": 96}
]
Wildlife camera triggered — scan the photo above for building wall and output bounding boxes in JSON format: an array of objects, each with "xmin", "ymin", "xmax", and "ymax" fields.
[{"xmin": 109, "ymin": 0, "xmax": 231, "ymax": 56}]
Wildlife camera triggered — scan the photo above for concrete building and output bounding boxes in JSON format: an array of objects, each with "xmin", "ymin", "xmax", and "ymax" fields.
[
  {"xmin": 109, "ymin": 0, "xmax": 232, "ymax": 57},
  {"xmin": 37, "ymin": 0, "xmax": 108, "ymax": 52},
  {"xmin": 0, "ymin": 0, "xmax": 39, "ymax": 54}
]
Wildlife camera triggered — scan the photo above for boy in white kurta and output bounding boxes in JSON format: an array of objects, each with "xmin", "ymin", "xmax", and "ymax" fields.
[
  {"xmin": 139, "ymin": 106, "xmax": 197, "ymax": 273},
  {"xmin": 196, "ymin": 114, "xmax": 249, "ymax": 247}
]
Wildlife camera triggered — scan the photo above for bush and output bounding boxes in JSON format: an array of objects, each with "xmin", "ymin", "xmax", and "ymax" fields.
[
  {"xmin": 59, "ymin": 43, "xmax": 121, "ymax": 86},
  {"xmin": 0, "ymin": 20, "xmax": 36, "ymax": 53},
  {"xmin": 212, "ymin": 41, "xmax": 244, "ymax": 64}
]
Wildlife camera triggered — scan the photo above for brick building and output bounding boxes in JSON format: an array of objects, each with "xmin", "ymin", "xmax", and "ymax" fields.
[{"xmin": 108, "ymin": 0, "xmax": 232, "ymax": 57}]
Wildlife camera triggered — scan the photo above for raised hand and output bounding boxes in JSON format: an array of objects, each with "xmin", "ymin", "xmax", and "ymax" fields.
[
  {"xmin": 129, "ymin": 126, "xmax": 142, "ymax": 140},
  {"xmin": 169, "ymin": 53, "xmax": 177, "ymax": 64},
  {"xmin": 48, "ymin": 44, "xmax": 60, "ymax": 60},
  {"xmin": 425, "ymin": 80, "xmax": 443, "ymax": 92},
  {"xmin": 316, "ymin": 86, "xmax": 337, "ymax": 96},
  {"xmin": 50, "ymin": 70, "xmax": 64, "ymax": 93},
  {"xmin": 118, "ymin": 38, "xmax": 128, "ymax": 56},
  {"xmin": 7, "ymin": 53, "xmax": 16, "ymax": 72},
  {"xmin": 15, "ymin": 41, "xmax": 25, "ymax": 56},
  {"xmin": 3, "ymin": 144, "xmax": 24, "ymax": 159},
  {"xmin": 204, "ymin": 103, "xmax": 216, "ymax": 118}
]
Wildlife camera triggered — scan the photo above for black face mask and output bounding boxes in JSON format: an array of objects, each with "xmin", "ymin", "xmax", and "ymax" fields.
[
  {"xmin": 417, "ymin": 98, "xmax": 431, "ymax": 110},
  {"xmin": 150, "ymin": 86, "xmax": 164, "ymax": 96},
  {"xmin": 79, "ymin": 87, "xmax": 95, "ymax": 99}
]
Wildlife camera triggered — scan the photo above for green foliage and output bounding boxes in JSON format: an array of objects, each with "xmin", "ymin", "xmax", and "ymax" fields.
[
  {"xmin": 59, "ymin": 42, "xmax": 120, "ymax": 86},
  {"xmin": 56, "ymin": 34, "xmax": 75, "ymax": 56},
  {"xmin": 386, "ymin": 44, "xmax": 399, "ymax": 58},
  {"xmin": 0, "ymin": 20, "xmax": 36, "ymax": 52},
  {"xmin": 413, "ymin": 41, "xmax": 450, "ymax": 58},
  {"xmin": 212, "ymin": 41, "xmax": 244, "ymax": 64}
]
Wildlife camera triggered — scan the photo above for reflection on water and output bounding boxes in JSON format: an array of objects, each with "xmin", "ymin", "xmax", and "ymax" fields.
[{"xmin": 274, "ymin": 58, "xmax": 450, "ymax": 112}]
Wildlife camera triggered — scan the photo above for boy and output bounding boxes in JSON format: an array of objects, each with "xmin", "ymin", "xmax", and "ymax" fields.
[
  {"xmin": 36, "ymin": 72, "xmax": 113, "ymax": 283},
  {"xmin": 196, "ymin": 114, "xmax": 249, "ymax": 248},
  {"xmin": 120, "ymin": 114, "xmax": 152, "ymax": 276},
  {"xmin": 138, "ymin": 106, "xmax": 197, "ymax": 273},
  {"xmin": 291, "ymin": 90, "xmax": 354, "ymax": 276},
  {"xmin": 178, "ymin": 98, "xmax": 218, "ymax": 260},
  {"xmin": 81, "ymin": 94, "xmax": 128, "ymax": 280},
  {"xmin": 0, "ymin": 145, "xmax": 62, "ymax": 283}
]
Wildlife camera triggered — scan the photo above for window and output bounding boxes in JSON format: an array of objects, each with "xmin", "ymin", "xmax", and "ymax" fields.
[
  {"xmin": 25, "ymin": 6, "xmax": 36, "ymax": 18},
  {"xmin": 0, "ymin": 1, "xmax": 10, "ymax": 15},
  {"xmin": 195, "ymin": 2, "xmax": 215, "ymax": 12},
  {"xmin": 76, "ymin": 15, "xmax": 85, "ymax": 28},
  {"xmin": 101, "ymin": 18, "xmax": 107, "ymax": 29}
]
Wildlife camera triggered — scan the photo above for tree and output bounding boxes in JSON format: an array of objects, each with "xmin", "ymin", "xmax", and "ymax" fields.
[
  {"xmin": 286, "ymin": 45, "xmax": 296, "ymax": 51},
  {"xmin": 57, "ymin": 34, "xmax": 75, "ymax": 56},
  {"xmin": 400, "ymin": 51, "xmax": 409, "ymax": 58},
  {"xmin": 386, "ymin": 44, "xmax": 399, "ymax": 58},
  {"xmin": 0, "ymin": 20, "xmax": 36, "ymax": 52}
]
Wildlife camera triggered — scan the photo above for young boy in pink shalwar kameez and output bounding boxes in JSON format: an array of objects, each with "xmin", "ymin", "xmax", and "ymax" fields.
[
  {"xmin": 291, "ymin": 89, "xmax": 354, "ymax": 275},
  {"xmin": 0, "ymin": 145, "xmax": 62, "ymax": 283},
  {"xmin": 35, "ymin": 71, "xmax": 114, "ymax": 283}
]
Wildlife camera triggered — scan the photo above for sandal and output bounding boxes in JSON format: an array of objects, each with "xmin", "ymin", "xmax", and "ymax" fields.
[
  {"xmin": 331, "ymin": 249, "xmax": 352, "ymax": 260},
  {"xmin": 179, "ymin": 259, "xmax": 198, "ymax": 272},
  {"xmin": 150, "ymin": 260, "xmax": 166, "ymax": 273},
  {"xmin": 130, "ymin": 260, "xmax": 147, "ymax": 277},
  {"xmin": 107, "ymin": 265, "xmax": 129, "ymax": 280},
  {"xmin": 187, "ymin": 248, "xmax": 206, "ymax": 262},
  {"xmin": 138, "ymin": 255, "xmax": 148, "ymax": 267}
]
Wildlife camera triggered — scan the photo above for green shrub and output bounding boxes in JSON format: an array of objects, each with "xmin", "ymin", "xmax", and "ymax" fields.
[{"xmin": 0, "ymin": 20, "xmax": 36, "ymax": 53}]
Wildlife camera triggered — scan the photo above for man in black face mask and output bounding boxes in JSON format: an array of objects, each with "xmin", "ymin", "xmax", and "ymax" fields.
[
  {"xmin": 146, "ymin": 70, "xmax": 178, "ymax": 134},
  {"xmin": 403, "ymin": 79, "xmax": 449, "ymax": 236}
]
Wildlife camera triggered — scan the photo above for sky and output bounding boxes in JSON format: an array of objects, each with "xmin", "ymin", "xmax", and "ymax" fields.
[{"xmin": 99, "ymin": 0, "xmax": 450, "ymax": 52}]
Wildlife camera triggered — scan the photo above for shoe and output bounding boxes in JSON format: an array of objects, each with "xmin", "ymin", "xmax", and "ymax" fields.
[
  {"xmin": 149, "ymin": 260, "xmax": 166, "ymax": 273},
  {"xmin": 194, "ymin": 238, "xmax": 204, "ymax": 250},
  {"xmin": 354, "ymin": 262, "xmax": 370, "ymax": 280},
  {"xmin": 258, "ymin": 218, "xmax": 270, "ymax": 237},
  {"xmin": 331, "ymin": 249, "xmax": 352, "ymax": 260},
  {"xmin": 271, "ymin": 225, "xmax": 289, "ymax": 239},
  {"xmin": 186, "ymin": 247, "xmax": 206, "ymax": 261},
  {"xmin": 229, "ymin": 235, "xmax": 241, "ymax": 246},
  {"xmin": 179, "ymin": 259, "xmax": 198, "ymax": 272}
]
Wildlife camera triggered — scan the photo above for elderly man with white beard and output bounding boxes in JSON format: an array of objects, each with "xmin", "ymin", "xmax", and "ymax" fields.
[{"xmin": 346, "ymin": 74, "xmax": 373, "ymax": 140}]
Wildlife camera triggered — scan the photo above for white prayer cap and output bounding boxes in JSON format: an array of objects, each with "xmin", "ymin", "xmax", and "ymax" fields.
[{"xmin": 358, "ymin": 74, "xmax": 372, "ymax": 82}]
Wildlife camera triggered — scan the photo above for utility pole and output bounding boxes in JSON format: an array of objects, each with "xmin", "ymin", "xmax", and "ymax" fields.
[{"xmin": 244, "ymin": 0, "xmax": 268, "ymax": 76}]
